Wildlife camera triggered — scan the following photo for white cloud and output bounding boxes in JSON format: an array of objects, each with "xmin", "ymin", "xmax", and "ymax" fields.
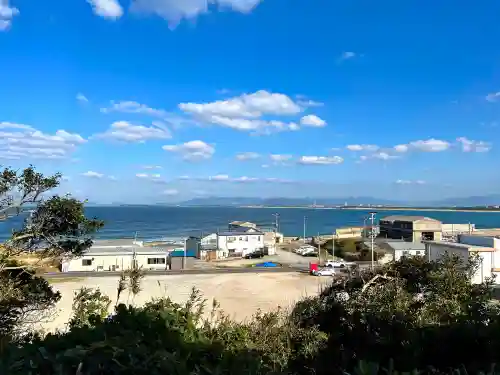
[
  {"xmin": 209, "ymin": 174, "xmax": 230, "ymax": 181},
  {"xmin": 101, "ymin": 100, "xmax": 167, "ymax": 117},
  {"xmin": 236, "ymin": 152, "xmax": 260, "ymax": 161},
  {"xmin": 93, "ymin": 121, "xmax": 171, "ymax": 142},
  {"xmin": 298, "ymin": 156, "xmax": 344, "ymax": 165},
  {"xmin": 396, "ymin": 179, "xmax": 426, "ymax": 185},
  {"xmin": 270, "ymin": 154, "xmax": 292, "ymax": 162},
  {"xmin": 408, "ymin": 138, "xmax": 450, "ymax": 152},
  {"xmin": 163, "ymin": 140, "xmax": 215, "ymax": 161},
  {"xmin": 142, "ymin": 165, "xmax": 162, "ymax": 169},
  {"xmin": 346, "ymin": 144, "xmax": 379, "ymax": 152},
  {"xmin": 233, "ymin": 176, "xmax": 259, "ymax": 182},
  {"xmin": 372, "ymin": 152, "xmax": 398, "ymax": 161},
  {"xmin": 76, "ymin": 93, "xmax": 89, "ymax": 103},
  {"xmin": 456, "ymin": 137, "xmax": 491, "ymax": 153},
  {"xmin": 0, "ymin": 122, "xmax": 86, "ymax": 160},
  {"xmin": 163, "ymin": 189, "xmax": 178, "ymax": 196},
  {"xmin": 108, "ymin": 175, "xmax": 118, "ymax": 181},
  {"xmin": 486, "ymin": 92, "xmax": 500, "ymax": 102},
  {"xmin": 296, "ymin": 98, "xmax": 324, "ymax": 108},
  {"xmin": 0, "ymin": 0, "xmax": 19, "ymax": 31},
  {"xmin": 130, "ymin": 0, "xmax": 263, "ymax": 29},
  {"xmin": 300, "ymin": 114, "xmax": 326, "ymax": 128},
  {"xmin": 338, "ymin": 51, "xmax": 356, "ymax": 62},
  {"xmin": 87, "ymin": 0, "xmax": 123, "ymax": 19},
  {"xmin": 82, "ymin": 171, "xmax": 104, "ymax": 178},
  {"xmin": 180, "ymin": 90, "xmax": 301, "ymax": 119},
  {"xmin": 136, "ymin": 173, "xmax": 161, "ymax": 179},
  {"xmin": 393, "ymin": 144, "xmax": 409, "ymax": 153}
]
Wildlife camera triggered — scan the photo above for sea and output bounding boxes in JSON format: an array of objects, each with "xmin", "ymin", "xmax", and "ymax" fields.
[{"xmin": 1, "ymin": 206, "xmax": 500, "ymax": 243}]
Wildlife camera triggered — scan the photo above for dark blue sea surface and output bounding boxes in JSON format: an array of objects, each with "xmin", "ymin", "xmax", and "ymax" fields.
[{"xmin": 1, "ymin": 206, "xmax": 500, "ymax": 242}]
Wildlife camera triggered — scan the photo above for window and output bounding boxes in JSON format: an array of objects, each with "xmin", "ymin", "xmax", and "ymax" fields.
[
  {"xmin": 257, "ymin": 236, "xmax": 261, "ymax": 241},
  {"xmin": 415, "ymin": 251, "xmax": 422, "ymax": 256},
  {"xmin": 147, "ymin": 258, "xmax": 166, "ymax": 265},
  {"xmin": 402, "ymin": 250, "xmax": 410, "ymax": 257},
  {"xmin": 82, "ymin": 259, "xmax": 92, "ymax": 266},
  {"xmin": 239, "ymin": 237, "xmax": 243, "ymax": 241},
  {"xmin": 227, "ymin": 236, "xmax": 236, "ymax": 242},
  {"xmin": 244, "ymin": 236, "xmax": 248, "ymax": 241}
]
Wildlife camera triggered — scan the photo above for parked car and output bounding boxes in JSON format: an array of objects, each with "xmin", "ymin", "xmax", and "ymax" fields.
[
  {"xmin": 244, "ymin": 250, "xmax": 264, "ymax": 259},
  {"xmin": 297, "ymin": 246, "xmax": 316, "ymax": 255},
  {"xmin": 325, "ymin": 259, "xmax": 355, "ymax": 268},
  {"xmin": 312, "ymin": 267, "xmax": 336, "ymax": 276}
]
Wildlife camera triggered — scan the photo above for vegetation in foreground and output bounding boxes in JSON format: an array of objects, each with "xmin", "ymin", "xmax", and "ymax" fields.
[{"xmin": 3, "ymin": 165, "xmax": 500, "ymax": 374}]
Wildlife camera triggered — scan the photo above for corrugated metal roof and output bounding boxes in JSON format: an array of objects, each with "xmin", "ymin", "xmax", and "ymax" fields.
[{"xmin": 380, "ymin": 215, "xmax": 441, "ymax": 223}]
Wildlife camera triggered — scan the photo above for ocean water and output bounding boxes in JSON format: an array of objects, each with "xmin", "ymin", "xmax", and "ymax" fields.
[{"xmin": 1, "ymin": 206, "xmax": 500, "ymax": 242}]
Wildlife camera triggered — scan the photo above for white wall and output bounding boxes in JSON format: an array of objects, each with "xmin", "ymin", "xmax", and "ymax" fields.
[
  {"xmin": 218, "ymin": 233, "xmax": 264, "ymax": 256},
  {"xmin": 135, "ymin": 252, "xmax": 168, "ymax": 270},
  {"xmin": 67, "ymin": 254, "xmax": 133, "ymax": 272},
  {"xmin": 425, "ymin": 243, "xmax": 494, "ymax": 284}
]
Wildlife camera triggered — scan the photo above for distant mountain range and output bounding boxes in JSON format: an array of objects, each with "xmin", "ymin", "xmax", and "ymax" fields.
[{"xmin": 179, "ymin": 195, "xmax": 500, "ymax": 208}]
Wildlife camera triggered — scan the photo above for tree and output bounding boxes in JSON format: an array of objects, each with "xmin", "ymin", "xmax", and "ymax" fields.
[{"xmin": 0, "ymin": 165, "xmax": 103, "ymax": 341}]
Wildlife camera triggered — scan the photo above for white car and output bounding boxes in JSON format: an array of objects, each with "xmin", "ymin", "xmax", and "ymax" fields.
[
  {"xmin": 312, "ymin": 267, "xmax": 336, "ymax": 276},
  {"xmin": 297, "ymin": 245, "xmax": 316, "ymax": 255},
  {"xmin": 325, "ymin": 260, "xmax": 355, "ymax": 268}
]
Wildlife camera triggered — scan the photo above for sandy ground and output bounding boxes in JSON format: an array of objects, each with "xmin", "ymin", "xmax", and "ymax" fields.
[{"xmin": 38, "ymin": 272, "xmax": 330, "ymax": 333}]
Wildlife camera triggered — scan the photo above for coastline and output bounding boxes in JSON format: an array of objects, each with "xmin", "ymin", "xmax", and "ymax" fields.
[{"xmin": 240, "ymin": 206, "xmax": 500, "ymax": 213}]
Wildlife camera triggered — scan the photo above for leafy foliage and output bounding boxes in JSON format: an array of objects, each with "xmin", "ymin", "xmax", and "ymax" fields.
[{"xmin": 0, "ymin": 165, "xmax": 103, "ymax": 344}]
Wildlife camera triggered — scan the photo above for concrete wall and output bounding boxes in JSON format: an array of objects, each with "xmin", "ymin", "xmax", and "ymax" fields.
[{"xmin": 442, "ymin": 224, "xmax": 475, "ymax": 234}]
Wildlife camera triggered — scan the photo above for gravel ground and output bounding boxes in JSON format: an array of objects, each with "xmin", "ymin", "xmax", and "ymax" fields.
[{"xmin": 38, "ymin": 272, "xmax": 331, "ymax": 333}]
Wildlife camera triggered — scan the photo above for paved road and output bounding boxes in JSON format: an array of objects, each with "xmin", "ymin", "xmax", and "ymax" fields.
[{"xmin": 43, "ymin": 266, "xmax": 307, "ymax": 279}]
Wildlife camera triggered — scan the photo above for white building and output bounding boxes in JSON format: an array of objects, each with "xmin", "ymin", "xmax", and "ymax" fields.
[
  {"xmin": 200, "ymin": 228, "xmax": 265, "ymax": 258},
  {"xmin": 61, "ymin": 238, "xmax": 199, "ymax": 272},
  {"xmin": 384, "ymin": 241, "xmax": 426, "ymax": 262},
  {"xmin": 424, "ymin": 240, "xmax": 496, "ymax": 284}
]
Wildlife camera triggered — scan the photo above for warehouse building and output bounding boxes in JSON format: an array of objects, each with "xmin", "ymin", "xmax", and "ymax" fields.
[{"xmin": 379, "ymin": 215, "xmax": 443, "ymax": 242}]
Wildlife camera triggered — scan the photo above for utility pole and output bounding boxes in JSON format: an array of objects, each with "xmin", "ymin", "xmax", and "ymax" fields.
[
  {"xmin": 273, "ymin": 213, "xmax": 280, "ymax": 233},
  {"xmin": 317, "ymin": 232, "xmax": 321, "ymax": 264},
  {"xmin": 369, "ymin": 212, "xmax": 376, "ymax": 269},
  {"xmin": 303, "ymin": 216, "xmax": 307, "ymax": 243}
]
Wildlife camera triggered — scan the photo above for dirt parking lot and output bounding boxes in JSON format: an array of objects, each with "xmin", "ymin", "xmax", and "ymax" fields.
[{"xmin": 39, "ymin": 272, "xmax": 331, "ymax": 333}]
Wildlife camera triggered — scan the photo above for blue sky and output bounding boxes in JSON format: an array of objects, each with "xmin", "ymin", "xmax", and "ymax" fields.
[{"xmin": 1, "ymin": 0, "xmax": 500, "ymax": 203}]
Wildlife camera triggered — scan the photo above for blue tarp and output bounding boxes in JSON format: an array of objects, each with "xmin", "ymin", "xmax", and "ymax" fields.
[{"xmin": 255, "ymin": 262, "xmax": 279, "ymax": 268}]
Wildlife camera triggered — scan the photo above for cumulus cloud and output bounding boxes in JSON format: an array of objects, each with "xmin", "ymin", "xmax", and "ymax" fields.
[
  {"xmin": 87, "ymin": 0, "xmax": 123, "ymax": 19},
  {"xmin": 180, "ymin": 90, "xmax": 301, "ymax": 118},
  {"xmin": 142, "ymin": 165, "xmax": 162, "ymax": 169},
  {"xmin": 130, "ymin": 0, "xmax": 263, "ymax": 29},
  {"xmin": 393, "ymin": 144, "xmax": 409, "ymax": 153},
  {"xmin": 300, "ymin": 115, "xmax": 326, "ymax": 127},
  {"xmin": 163, "ymin": 140, "xmax": 215, "ymax": 161},
  {"xmin": 178, "ymin": 90, "xmax": 306, "ymax": 135},
  {"xmin": 346, "ymin": 144, "xmax": 379, "ymax": 152},
  {"xmin": 0, "ymin": 0, "xmax": 19, "ymax": 31},
  {"xmin": 82, "ymin": 171, "xmax": 104, "ymax": 178},
  {"xmin": 101, "ymin": 100, "xmax": 167, "ymax": 117},
  {"xmin": 93, "ymin": 121, "xmax": 172, "ymax": 142},
  {"xmin": 208, "ymin": 174, "xmax": 230, "ymax": 181},
  {"xmin": 235, "ymin": 152, "xmax": 260, "ymax": 161},
  {"xmin": 456, "ymin": 137, "xmax": 491, "ymax": 153},
  {"xmin": 76, "ymin": 93, "xmax": 89, "ymax": 103},
  {"xmin": 486, "ymin": 92, "xmax": 500, "ymax": 102},
  {"xmin": 408, "ymin": 138, "xmax": 450, "ymax": 152},
  {"xmin": 337, "ymin": 51, "xmax": 357, "ymax": 63},
  {"xmin": 396, "ymin": 179, "xmax": 426, "ymax": 185},
  {"xmin": 0, "ymin": 122, "xmax": 86, "ymax": 160},
  {"xmin": 298, "ymin": 156, "xmax": 344, "ymax": 165},
  {"xmin": 270, "ymin": 154, "xmax": 292, "ymax": 162}
]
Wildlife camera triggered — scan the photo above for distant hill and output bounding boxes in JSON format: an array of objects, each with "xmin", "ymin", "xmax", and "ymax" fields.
[
  {"xmin": 179, "ymin": 196, "xmax": 401, "ymax": 207},
  {"xmin": 431, "ymin": 195, "xmax": 500, "ymax": 207}
]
